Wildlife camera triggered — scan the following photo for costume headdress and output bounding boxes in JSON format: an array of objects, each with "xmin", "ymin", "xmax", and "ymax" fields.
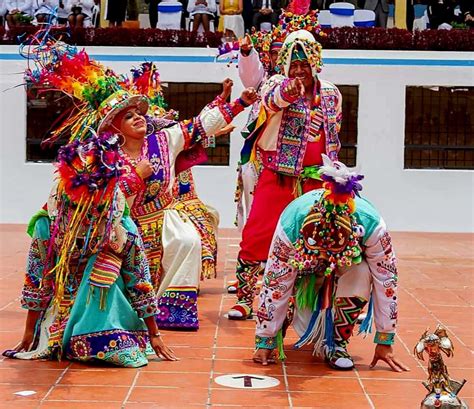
[
  {"xmin": 250, "ymin": 2, "xmax": 325, "ymax": 72},
  {"xmin": 291, "ymin": 154, "xmax": 364, "ymax": 276},
  {"xmin": 23, "ymin": 37, "xmax": 168, "ymax": 142},
  {"xmin": 19, "ymin": 34, "xmax": 164, "ymax": 320},
  {"xmin": 277, "ymin": 29, "xmax": 324, "ymax": 77}
]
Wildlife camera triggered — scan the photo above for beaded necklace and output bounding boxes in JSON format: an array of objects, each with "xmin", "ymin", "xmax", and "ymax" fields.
[{"xmin": 119, "ymin": 137, "xmax": 148, "ymax": 167}]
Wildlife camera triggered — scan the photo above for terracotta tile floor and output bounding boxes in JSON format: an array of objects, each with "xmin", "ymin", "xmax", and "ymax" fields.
[{"xmin": 0, "ymin": 225, "xmax": 473, "ymax": 408}]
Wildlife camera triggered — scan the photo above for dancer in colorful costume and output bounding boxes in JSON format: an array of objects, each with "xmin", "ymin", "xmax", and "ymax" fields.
[
  {"xmin": 234, "ymin": 7, "xmax": 323, "ymax": 231},
  {"xmin": 173, "ymin": 168, "xmax": 219, "ymax": 281},
  {"xmin": 253, "ymin": 155, "xmax": 409, "ymax": 372},
  {"xmin": 101, "ymin": 69, "xmax": 257, "ymax": 330},
  {"xmin": 4, "ymin": 135, "xmax": 177, "ymax": 367},
  {"xmin": 228, "ymin": 28, "xmax": 343, "ymax": 319},
  {"xmin": 21, "ymin": 39, "xmax": 257, "ymax": 331}
]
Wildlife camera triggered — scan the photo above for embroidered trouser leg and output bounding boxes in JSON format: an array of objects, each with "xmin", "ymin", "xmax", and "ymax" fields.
[
  {"xmin": 235, "ymin": 258, "xmax": 263, "ymax": 310},
  {"xmin": 333, "ymin": 260, "xmax": 372, "ymax": 347},
  {"xmin": 333, "ymin": 296, "xmax": 367, "ymax": 348}
]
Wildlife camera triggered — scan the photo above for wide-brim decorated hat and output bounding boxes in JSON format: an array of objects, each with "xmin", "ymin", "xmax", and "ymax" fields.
[{"xmin": 97, "ymin": 90, "xmax": 149, "ymax": 133}]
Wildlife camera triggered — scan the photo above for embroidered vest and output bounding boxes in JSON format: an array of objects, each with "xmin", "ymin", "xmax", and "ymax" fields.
[{"xmin": 270, "ymin": 81, "xmax": 341, "ymax": 177}]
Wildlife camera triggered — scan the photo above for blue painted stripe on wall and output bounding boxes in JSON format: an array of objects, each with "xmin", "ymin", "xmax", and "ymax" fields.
[{"xmin": 1, "ymin": 52, "xmax": 473, "ymax": 66}]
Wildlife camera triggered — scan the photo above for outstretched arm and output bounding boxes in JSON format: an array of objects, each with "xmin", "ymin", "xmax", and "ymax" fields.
[
  {"xmin": 238, "ymin": 34, "xmax": 265, "ymax": 89},
  {"xmin": 364, "ymin": 219, "xmax": 409, "ymax": 372},
  {"xmin": 261, "ymin": 74, "xmax": 304, "ymax": 113}
]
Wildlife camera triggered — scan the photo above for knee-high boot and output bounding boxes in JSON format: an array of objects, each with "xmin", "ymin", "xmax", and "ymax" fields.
[
  {"xmin": 228, "ymin": 258, "xmax": 263, "ymax": 319},
  {"xmin": 328, "ymin": 296, "xmax": 367, "ymax": 370}
]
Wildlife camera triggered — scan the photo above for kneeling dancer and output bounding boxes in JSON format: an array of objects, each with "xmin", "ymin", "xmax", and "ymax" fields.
[{"xmin": 253, "ymin": 156, "xmax": 409, "ymax": 372}]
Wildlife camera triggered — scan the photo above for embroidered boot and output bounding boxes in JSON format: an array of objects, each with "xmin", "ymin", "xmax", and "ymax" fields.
[
  {"xmin": 228, "ymin": 259, "xmax": 263, "ymax": 320},
  {"xmin": 326, "ymin": 296, "xmax": 367, "ymax": 370}
]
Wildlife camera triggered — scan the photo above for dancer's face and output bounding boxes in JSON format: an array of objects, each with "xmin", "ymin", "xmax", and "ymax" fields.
[
  {"xmin": 270, "ymin": 49, "xmax": 279, "ymax": 69},
  {"xmin": 288, "ymin": 59, "xmax": 314, "ymax": 91},
  {"xmin": 113, "ymin": 107, "xmax": 147, "ymax": 140}
]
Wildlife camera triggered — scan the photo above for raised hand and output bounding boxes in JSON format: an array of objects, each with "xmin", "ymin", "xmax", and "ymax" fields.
[
  {"xmin": 240, "ymin": 34, "xmax": 253, "ymax": 56},
  {"xmin": 220, "ymin": 78, "xmax": 234, "ymax": 100},
  {"xmin": 240, "ymin": 87, "xmax": 258, "ymax": 106},
  {"xmin": 283, "ymin": 78, "xmax": 305, "ymax": 99}
]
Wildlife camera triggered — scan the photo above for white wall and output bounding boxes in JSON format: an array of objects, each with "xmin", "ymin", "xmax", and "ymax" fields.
[{"xmin": 1, "ymin": 46, "xmax": 473, "ymax": 232}]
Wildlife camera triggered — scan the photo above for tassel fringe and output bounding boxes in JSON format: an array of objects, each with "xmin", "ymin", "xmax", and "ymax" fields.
[{"xmin": 358, "ymin": 295, "xmax": 374, "ymax": 336}]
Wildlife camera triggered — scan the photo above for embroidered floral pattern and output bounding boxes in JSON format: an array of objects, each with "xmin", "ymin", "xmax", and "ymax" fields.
[
  {"xmin": 255, "ymin": 335, "xmax": 277, "ymax": 349},
  {"xmin": 156, "ymin": 288, "xmax": 199, "ymax": 330},
  {"xmin": 67, "ymin": 329, "xmax": 149, "ymax": 367}
]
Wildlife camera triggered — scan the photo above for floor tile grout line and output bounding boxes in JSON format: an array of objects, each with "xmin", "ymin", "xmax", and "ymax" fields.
[
  {"xmin": 0, "ymin": 297, "xmax": 20, "ymax": 312},
  {"xmin": 402, "ymin": 287, "xmax": 471, "ymax": 351},
  {"xmin": 353, "ymin": 367, "xmax": 375, "ymax": 409},
  {"xmin": 396, "ymin": 333, "xmax": 428, "ymax": 376},
  {"xmin": 206, "ymin": 273, "xmax": 226, "ymax": 408},
  {"xmin": 281, "ymin": 360, "xmax": 293, "ymax": 408},
  {"xmin": 38, "ymin": 361, "xmax": 72, "ymax": 405},
  {"xmin": 121, "ymin": 368, "xmax": 141, "ymax": 409}
]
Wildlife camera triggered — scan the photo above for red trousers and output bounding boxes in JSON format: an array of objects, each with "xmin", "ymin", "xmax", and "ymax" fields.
[{"xmin": 238, "ymin": 168, "xmax": 322, "ymax": 261}]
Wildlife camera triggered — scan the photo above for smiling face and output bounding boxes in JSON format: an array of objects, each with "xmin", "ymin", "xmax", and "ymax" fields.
[
  {"xmin": 288, "ymin": 59, "xmax": 314, "ymax": 91},
  {"xmin": 112, "ymin": 106, "xmax": 147, "ymax": 141}
]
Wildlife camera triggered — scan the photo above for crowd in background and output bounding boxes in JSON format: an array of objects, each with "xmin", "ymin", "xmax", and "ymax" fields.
[
  {"xmin": 142, "ymin": 0, "xmax": 474, "ymax": 33},
  {"xmin": 0, "ymin": 0, "xmax": 472, "ymax": 34}
]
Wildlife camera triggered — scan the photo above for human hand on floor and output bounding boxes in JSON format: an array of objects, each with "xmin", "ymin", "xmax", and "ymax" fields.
[
  {"xmin": 253, "ymin": 348, "xmax": 276, "ymax": 366},
  {"xmin": 150, "ymin": 334, "xmax": 179, "ymax": 361},
  {"xmin": 370, "ymin": 344, "xmax": 410, "ymax": 372},
  {"xmin": 13, "ymin": 330, "xmax": 35, "ymax": 353}
]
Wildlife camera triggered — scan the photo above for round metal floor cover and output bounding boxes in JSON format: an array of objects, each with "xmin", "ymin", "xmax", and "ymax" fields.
[{"xmin": 214, "ymin": 374, "xmax": 280, "ymax": 389}]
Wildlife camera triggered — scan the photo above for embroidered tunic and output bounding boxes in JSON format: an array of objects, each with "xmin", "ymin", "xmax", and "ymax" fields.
[
  {"xmin": 255, "ymin": 189, "xmax": 399, "ymax": 349},
  {"xmin": 12, "ymin": 214, "xmax": 158, "ymax": 367},
  {"xmin": 119, "ymin": 97, "xmax": 246, "ymax": 330}
]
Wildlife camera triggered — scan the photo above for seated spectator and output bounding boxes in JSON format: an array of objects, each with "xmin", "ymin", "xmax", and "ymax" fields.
[
  {"xmin": 106, "ymin": 0, "xmax": 126, "ymax": 27},
  {"xmin": 188, "ymin": 0, "xmax": 216, "ymax": 34},
  {"xmin": 66, "ymin": 0, "xmax": 93, "ymax": 28},
  {"xmin": 460, "ymin": 0, "xmax": 473, "ymax": 27},
  {"xmin": 6, "ymin": 0, "xmax": 33, "ymax": 27},
  {"xmin": 427, "ymin": 0, "xmax": 459, "ymax": 29},
  {"xmin": 0, "ymin": 0, "xmax": 7, "ymax": 26},
  {"xmin": 218, "ymin": 0, "xmax": 244, "ymax": 40},
  {"xmin": 56, "ymin": 0, "xmax": 68, "ymax": 24},
  {"xmin": 33, "ymin": 0, "xmax": 59, "ymax": 23},
  {"xmin": 251, "ymin": 0, "xmax": 280, "ymax": 30},
  {"xmin": 91, "ymin": 0, "xmax": 99, "ymax": 27},
  {"xmin": 363, "ymin": 0, "xmax": 389, "ymax": 28}
]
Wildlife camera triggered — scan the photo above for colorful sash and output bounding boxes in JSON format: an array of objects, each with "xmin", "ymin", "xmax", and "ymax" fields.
[{"xmin": 144, "ymin": 131, "xmax": 170, "ymax": 204}]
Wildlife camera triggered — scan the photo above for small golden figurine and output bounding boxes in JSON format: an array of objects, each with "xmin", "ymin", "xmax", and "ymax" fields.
[{"xmin": 414, "ymin": 325, "xmax": 468, "ymax": 409}]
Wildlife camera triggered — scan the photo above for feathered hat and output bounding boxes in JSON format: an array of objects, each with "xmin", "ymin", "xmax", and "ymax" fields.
[
  {"xmin": 23, "ymin": 37, "xmax": 168, "ymax": 142},
  {"xmin": 46, "ymin": 132, "xmax": 128, "ymax": 311}
]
